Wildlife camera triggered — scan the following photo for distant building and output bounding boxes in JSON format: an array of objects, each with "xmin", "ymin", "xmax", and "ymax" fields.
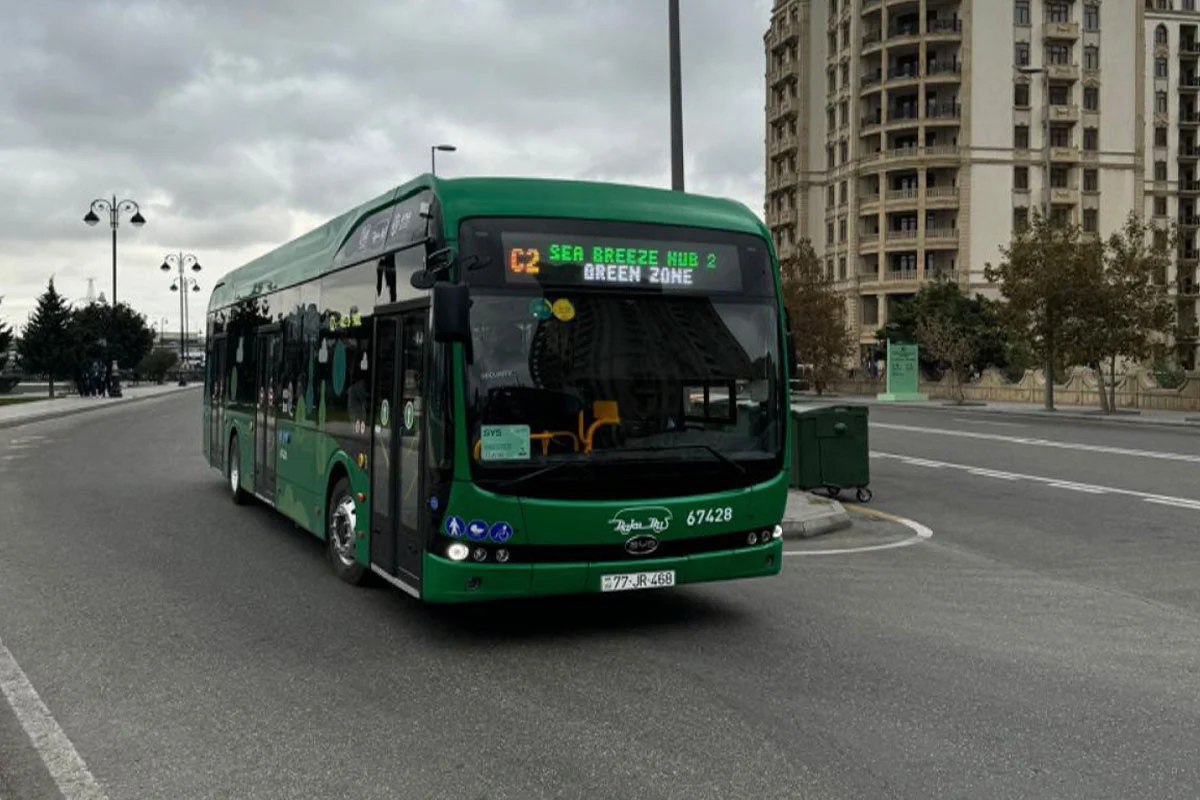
[{"xmin": 765, "ymin": 0, "xmax": 1199, "ymax": 370}]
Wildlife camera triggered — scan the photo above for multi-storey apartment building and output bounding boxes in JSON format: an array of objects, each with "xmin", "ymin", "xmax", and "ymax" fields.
[{"xmin": 766, "ymin": 0, "xmax": 1199, "ymax": 370}]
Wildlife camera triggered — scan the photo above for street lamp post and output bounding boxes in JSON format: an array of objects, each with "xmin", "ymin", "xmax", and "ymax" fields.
[
  {"xmin": 162, "ymin": 253, "xmax": 201, "ymax": 386},
  {"xmin": 431, "ymin": 144, "xmax": 457, "ymax": 176},
  {"xmin": 668, "ymin": 0, "xmax": 685, "ymax": 192},
  {"xmin": 84, "ymin": 195, "xmax": 146, "ymax": 397},
  {"xmin": 1017, "ymin": 64, "xmax": 1054, "ymax": 411}
]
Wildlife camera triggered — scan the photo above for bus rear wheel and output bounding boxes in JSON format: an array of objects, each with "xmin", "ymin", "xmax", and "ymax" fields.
[{"xmin": 327, "ymin": 477, "xmax": 368, "ymax": 585}]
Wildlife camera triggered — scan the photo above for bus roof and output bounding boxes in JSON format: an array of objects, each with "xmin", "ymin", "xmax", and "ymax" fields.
[{"xmin": 208, "ymin": 174, "xmax": 768, "ymax": 311}]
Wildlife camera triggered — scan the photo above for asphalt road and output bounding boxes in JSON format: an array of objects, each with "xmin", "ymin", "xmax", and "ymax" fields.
[{"xmin": 2, "ymin": 394, "xmax": 1200, "ymax": 799}]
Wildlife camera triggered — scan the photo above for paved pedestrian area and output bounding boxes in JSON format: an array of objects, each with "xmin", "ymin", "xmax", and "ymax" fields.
[{"xmin": 0, "ymin": 383, "xmax": 200, "ymax": 429}]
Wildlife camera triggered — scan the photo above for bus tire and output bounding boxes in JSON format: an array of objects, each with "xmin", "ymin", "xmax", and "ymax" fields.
[
  {"xmin": 228, "ymin": 433, "xmax": 247, "ymax": 505},
  {"xmin": 327, "ymin": 476, "xmax": 368, "ymax": 585}
]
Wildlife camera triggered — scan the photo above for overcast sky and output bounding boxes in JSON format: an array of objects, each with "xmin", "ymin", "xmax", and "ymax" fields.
[{"xmin": 0, "ymin": 0, "xmax": 773, "ymax": 335}]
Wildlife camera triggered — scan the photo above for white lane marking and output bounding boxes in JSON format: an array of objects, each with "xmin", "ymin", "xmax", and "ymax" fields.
[
  {"xmin": 873, "ymin": 451, "xmax": 1200, "ymax": 510},
  {"xmin": 0, "ymin": 637, "xmax": 108, "ymax": 799},
  {"xmin": 872, "ymin": 422, "xmax": 1200, "ymax": 464},
  {"xmin": 785, "ymin": 509, "xmax": 933, "ymax": 556},
  {"xmin": 966, "ymin": 468, "xmax": 1022, "ymax": 481},
  {"xmin": 952, "ymin": 418, "xmax": 1027, "ymax": 428},
  {"xmin": 10, "ymin": 436, "xmax": 46, "ymax": 444}
]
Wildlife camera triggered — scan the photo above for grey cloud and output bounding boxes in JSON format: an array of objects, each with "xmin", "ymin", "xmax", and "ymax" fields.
[{"xmin": 1, "ymin": 0, "xmax": 774, "ymax": 329}]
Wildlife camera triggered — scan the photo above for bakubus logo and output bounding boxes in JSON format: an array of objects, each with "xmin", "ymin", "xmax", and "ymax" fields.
[{"xmin": 607, "ymin": 506, "xmax": 672, "ymax": 536}]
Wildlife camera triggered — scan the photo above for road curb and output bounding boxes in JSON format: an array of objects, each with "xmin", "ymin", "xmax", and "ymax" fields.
[
  {"xmin": 794, "ymin": 395, "xmax": 1200, "ymax": 430},
  {"xmin": 780, "ymin": 510, "xmax": 852, "ymax": 539},
  {"xmin": 0, "ymin": 386, "xmax": 201, "ymax": 431}
]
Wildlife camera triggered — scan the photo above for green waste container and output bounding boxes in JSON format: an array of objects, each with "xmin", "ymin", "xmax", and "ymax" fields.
[{"xmin": 789, "ymin": 403, "xmax": 872, "ymax": 502}]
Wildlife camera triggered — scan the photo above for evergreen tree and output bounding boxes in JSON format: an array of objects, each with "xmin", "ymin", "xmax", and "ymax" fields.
[{"xmin": 17, "ymin": 278, "xmax": 75, "ymax": 398}]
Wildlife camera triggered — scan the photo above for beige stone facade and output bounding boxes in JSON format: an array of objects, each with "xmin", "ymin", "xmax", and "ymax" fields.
[{"xmin": 765, "ymin": 0, "xmax": 1200, "ymax": 371}]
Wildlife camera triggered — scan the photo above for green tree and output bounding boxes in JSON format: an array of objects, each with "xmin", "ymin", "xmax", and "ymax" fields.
[
  {"xmin": 0, "ymin": 296, "xmax": 12, "ymax": 372},
  {"xmin": 71, "ymin": 301, "xmax": 156, "ymax": 388},
  {"xmin": 876, "ymin": 279, "xmax": 1012, "ymax": 382},
  {"xmin": 985, "ymin": 212, "xmax": 1098, "ymax": 411},
  {"xmin": 17, "ymin": 279, "xmax": 75, "ymax": 398},
  {"xmin": 1066, "ymin": 213, "xmax": 1176, "ymax": 413},
  {"xmin": 780, "ymin": 239, "xmax": 855, "ymax": 394},
  {"xmin": 139, "ymin": 348, "xmax": 179, "ymax": 384}
]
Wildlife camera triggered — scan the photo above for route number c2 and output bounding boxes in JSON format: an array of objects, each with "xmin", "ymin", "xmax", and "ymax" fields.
[{"xmin": 687, "ymin": 507, "xmax": 732, "ymax": 526}]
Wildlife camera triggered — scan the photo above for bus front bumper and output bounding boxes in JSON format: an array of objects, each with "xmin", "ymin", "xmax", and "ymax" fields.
[{"xmin": 420, "ymin": 539, "xmax": 783, "ymax": 603}]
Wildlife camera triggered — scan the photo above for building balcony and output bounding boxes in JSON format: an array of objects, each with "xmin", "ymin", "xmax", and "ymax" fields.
[
  {"xmin": 1043, "ymin": 21, "xmax": 1080, "ymax": 41},
  {"xmin": 1181, "ymin": 181, "xmax": 1200, "ymax": 195},
  {"xmin": 926, "ymin": 186, "xmax": 960, "ymax": 204},
  {"xmin": 886, "ymin": 65, "xmax": 922, "ymax": 85},
  {"xmin": 768, "ymin": 18, "xmax": 799, "ymax": 49},
  {"xmin": 859, "ymin": 232, "xmax": 881, "ymax": 251},
  {"xmin": 1051, "ymin": 146, "xmax": 1081, "ymax": 162},
  {"xmin": 1180, "ymin": 250, "xmax": 1200, "ymax": 264},
  {"xmin": 1178, "ymin": 277, "xmax": 1199, "ymax": 296},
  {"xmin": 859, "ymin": 193, "xmax": 882, "ymax": 211},
  {"xmin": 1047, "ymin": 63, "xmax": 1080, "ymax": 82},
  {"xmin": 1181, "ymin": 76, "xmax": 1200, "ymax": 93},
  {"xmin": 1180, "ymin": 148, "xmax": 1200, "ymax": 163},
  {"xmin": 863, "ymin": 29, "xmax": 883, "ymax": 49},
  {"xmin": 1179, "ymin": 215, "xmax": 1200, "ymax": 229},
  {"xmin": 886, "ymin": 188, "xmax": 919, "ymax": 204},
  {"xmin": 862, "ymin": 71, "xmax": 883, "ymax": 89},
  {"xmin": 1181, "ymin": 41, "xmax": 1200, "ymax": 57},
  {"xmin": 886, "ymin": 25, "xmax": 922, "ymax": 47},
  {"xmin": 767, "ymin": 173, "xmax": 796, "ymax": 193},
  {"xmin": 926, "ymin": 227, "xmax": 960, "ymax": 242},
  {"xmin": 1179, "ymin": 322, "xmax": 1200, "ymax": 341},
  {"xmin": 884, "ymin": 269, "xmax": 920, "ymax": 283},
  {"xmin": 1048, "ymin": 104, "xmax": 1080, "ymax": 124},
  {"xmin": 769, "ymin": 95, "xmax": 797, "ymax": 120},
  {"xmin": 926, "ymin": 103, "xmax": 962, "ymax": 122},
  {"xmin": 1181, "ymin": 113, "xmax": 1200, "ymax": 128},
  {"xmin": 926, "ymin": 18, "xmax": 963, "ymax": 38},
  {"xmin": 885, "ymin": 229, "xmax": 919, "ymax": 242},
  {"xmin": 1049, "ymin": 186, "xmax": 1079, "ymax": 205},
  {"xmin": 862, "ymin": 0, "xmax": 881, "ymax": 10},
  {"xmin": 925, "ymin": 61, "xmax": 962, "ymax": 81},
  {"xmin": 769, "ymin": 133, "xmax": 798, "ymax": 157}
]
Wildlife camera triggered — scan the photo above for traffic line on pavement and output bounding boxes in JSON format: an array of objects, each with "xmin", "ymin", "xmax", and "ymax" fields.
[
  {"xmin": 0, "ymin": 636, "xmax": 107, "ymax": 800},
  {"xmin": 952, "ymin": 418, "xmax": 1028, "ymax": 428},
  {"xmin": 872, "ymin": 422, "xmax": 1200, "ymax": 464},
  {"xmin": 784, "ymin": 505, "xmax": 933, "ymax": 556},
  {"xmin": 873, "ymin": 451, "xmax": 1200, "ymax": 511}
]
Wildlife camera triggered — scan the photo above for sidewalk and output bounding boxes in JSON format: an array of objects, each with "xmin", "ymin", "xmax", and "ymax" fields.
[
  {"xmin": 0, "ymin": 383, "xmax": 201, "ymax": 430},
  {"xmin": 792, "ymin": 393, "xmax": 1200, "ymax": 429},
  {"xmin": 780, "ymin": 489, "xmax": 851, "ymax": 539}
]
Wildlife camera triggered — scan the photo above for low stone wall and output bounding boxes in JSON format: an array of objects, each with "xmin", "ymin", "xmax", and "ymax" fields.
[{"xmin": 830, "ymin": 366, "xmax": 1200, "ymax": 412}]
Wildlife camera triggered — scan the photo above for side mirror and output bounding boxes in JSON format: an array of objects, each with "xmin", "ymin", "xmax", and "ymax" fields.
[
  {"xmin": 410, "ymin": 270, "xmax": 436, "ymax": 290},
  {"xmin": 411, "ymin": 244, "xmax": 455, "ymax": 290},
  {"xmin": 432, "ymin": 282, "xmax": 471, "ymax": 344}
]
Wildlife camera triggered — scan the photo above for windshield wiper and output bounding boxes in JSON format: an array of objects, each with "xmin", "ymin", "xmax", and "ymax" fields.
[
  {"xmin": 613, "ymin": 444, "xmax": 746, "ymax": 476},
  {"xmin": 491, "ymin": 459, "xmax": 591, "ymax": 490}
]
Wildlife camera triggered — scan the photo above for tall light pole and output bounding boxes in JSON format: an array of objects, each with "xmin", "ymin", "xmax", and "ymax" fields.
[
  {"xmin": 431, "ymin": 144, "xmax": 457, "ymax": 176},
  {"xmin": 84, "ymin": 195, "xmax": 146, "ymax": 397},
  {"xmin": 1017, "ymin": 63, "xmax": 1054, "ymax": 411},
  {"xmin": 669, "ymin": 0, "xmax": 685, "ymax": 191},
  {"xmin": 162, "ymin": 253, "xmax": 201, "ymax": 386}
]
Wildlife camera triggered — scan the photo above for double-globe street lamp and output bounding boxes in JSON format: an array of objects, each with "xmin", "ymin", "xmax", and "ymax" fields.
[
  {"xmin": 84, "ymin": 196, "xmax": 146, "ymax": 396},
  {"xmin": 162, "ymin": 253, "xmax": 201, "ymax": 386}
]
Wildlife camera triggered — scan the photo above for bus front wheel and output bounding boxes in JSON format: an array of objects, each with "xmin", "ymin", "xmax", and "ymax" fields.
[
  {"xmin": 228, "ymin": 434, "xmax": 246, "ymax": 505},
  {"xmin": 327, "ymin": 477, "xmax": 368, "ymax": 585}
]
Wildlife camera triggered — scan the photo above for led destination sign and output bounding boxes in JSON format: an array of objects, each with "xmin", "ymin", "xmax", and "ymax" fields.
[{"xmin": 501, "ymin": 233, "xmax": 743, "ymax": 293}]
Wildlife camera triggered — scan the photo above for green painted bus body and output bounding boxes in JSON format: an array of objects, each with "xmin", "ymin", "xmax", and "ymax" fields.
[{"xmin": 203, "ymin": 175, "xmax": 791, "ymax": 603}]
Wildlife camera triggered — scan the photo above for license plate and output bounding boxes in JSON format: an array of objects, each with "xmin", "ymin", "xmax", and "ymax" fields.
[{"xmin": 601, "ymin": 570, "xmax": 676, "ymax": 593}]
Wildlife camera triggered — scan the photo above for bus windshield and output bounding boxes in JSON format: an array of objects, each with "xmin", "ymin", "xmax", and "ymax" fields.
[{"xmin": 459, "ymin": 217, "xmax": 785, "ymax": 499}]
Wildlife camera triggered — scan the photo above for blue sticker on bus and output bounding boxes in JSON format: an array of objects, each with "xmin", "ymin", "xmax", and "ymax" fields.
[
  {"xmin": 467, "ymin": 519, "xmax": 489, "ymax": 541},
  {"xmin": 489, "ymin": 521, "xmax": 513, "ymax": 543},
  {"xmin": 444, "ymin": 515, "xmax": 465, "ymax": 538},
  {"xmin": 428, "ymin": 495, "xmax": 439, "ymax": 511}
]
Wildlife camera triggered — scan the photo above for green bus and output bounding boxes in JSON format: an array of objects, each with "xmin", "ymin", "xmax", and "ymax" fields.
[{"xmin": 203, "ymin": 175, "xmax": 793, "ymax": 603}]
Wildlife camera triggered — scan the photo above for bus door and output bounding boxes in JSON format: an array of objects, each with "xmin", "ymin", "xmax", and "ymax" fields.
[
  {"xmin": 254, "ymin": 327, "xmax": 281, "ymax": 502},
  {"xmin": 210, "ymin": 334, "xmax": 227, "ymax": 471},
  {"xmin": 370, "ymin": 306, "xmax": 428, "ymax": 588}
]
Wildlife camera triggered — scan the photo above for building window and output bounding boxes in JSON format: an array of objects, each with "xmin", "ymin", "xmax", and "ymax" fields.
[
  {"xmin": 838, "ymin": 256, "xmax": 847, "ymax": 280},
  {"xmin": 1157, "ymin": 57, "xmax": 1169, "ymax": 78},
  {"xmin": 1084, "ymin": 87, "xmax": 1099, "ymax": 110},
  {"xmin": 1186, "ymin": 0, "xmax": 1196, "ymax": 11},
  {"xmin": 1050, "ymin": 207, "xmax": 1071, "ymax": 227},
  {"xmin": 1084, "ymin": 169, "xmax": 1099, "ymax": 191},
  {"xmin": 839, "ymin": 218, "xmax": 847, "ymax": 242},
  {"xmin": 840, "ymin": 101, "xmax": 849, "ymax": 126},
  {"xmin": 1047, "ymin": 44, "xmax": 1070, "ymax": 65},
  {"xmin": 1083, "ymin": 208, "xmax": 1098, "ymax": 233},
  {"xmin": 1084, "ymin": 46, "xmax": 1100, "ymax": 70},
  {"xmin": 841, "ymin": 63, "xmax": 850, "ymax": 87},
  {"xmin": 1015, "ymin": 125, "xmax": 1030, "ymax": 148},
  {"xmin": 1014, "ymin": 166, "xmax": 1030, "ymax": 189},
  {"xmin": 1156, "ymin": 24, "xmax": 1168, "ymax": 45},
  {"xmin": 1048, "ymin": 2, "xmax": 1070, "ymax": 22},
  {"xmin": 1157, "ymin": 92, "xmax": 1169, "ymax": 114},
  {"xmin": 839, "ymin": 181, "xmax": 848, "ymax": 204},
  {"xmin": 1156, "ymin": 161, "xmax": 1168, "ymax": 181},
  {"xmin": 1086, "ymin": 5, "xmax": 1101, "ymax": 31},
  {"xmin": 1155, "ymin": 195, "xmax": 1168, "ymax": 216},
  {"xmin": 1015, "ymin": 82, "xmax": 1030, "ymax": 107},
  {"xmin": 840, "ymin": 140, "xmax": 849, "ymax": 163},
  {"xmin": 1014, "ymin": 207, "xmax": 1029, "ymax": 230},
  {"xmin": 828, "ymin": 185, "xmax": 836, "ymax": 205},
  {"xmin": 1084, "ymin": 128, "xmax": 1099, "ymax": 151},
  {"xmin": 827, "ymin": 108, "xmax": 836, "ymax": 130},
  {"xmin": 1016, "ymin": 42, "xmax": 1030, "ymax": 66},
  {"xmin": 1051, "ymin": 126, "xmax": 1071, "ymax": 147},
  {"xmin": 1156, "ymin": 126, "xmax": 1168, "ymax": 147},
  {"xmin": 827, "ymin": 222, "xmax": 835, "ymax": 242},
  {"xmin": 1050, "ymin": 84, "xmax": 1069, "ymax": 105},
  {"xmin": 1016, "ymin": 0, "xmax": 1031, "ymax": 25},
  {"xmin": 1051, "ymin": 166, "xmax": 1070, "ymax": 188},
  {"xmin": 1158, "ymin": 0, "xmax": 1171, "ymax": 9}
]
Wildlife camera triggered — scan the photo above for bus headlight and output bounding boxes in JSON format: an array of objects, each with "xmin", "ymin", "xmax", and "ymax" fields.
[
  {"xmin": 447, "ymin": 542, "xmax": 470, "ymax": 562},
  {"xmin": 746, "ymin": 531, "xmax": 759, "ymax": 546},
  {"xmin": 771, "ymin": 525, "xmax": 783, "ymax": 540},
  {"xmin": 472, "ymin": 547, "xmax": 488, "ymax": 562}
]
